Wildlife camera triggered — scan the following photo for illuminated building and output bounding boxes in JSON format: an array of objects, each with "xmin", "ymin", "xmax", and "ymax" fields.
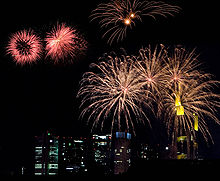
[
  {"xmin": 177, "ymin": 136, "xmax": 188, "ymax": 159},
  {"xmin": 177, "ymin": 135, "xmax": 198, "ymax": 160},
  {"xmin": 34, "ymin": 131, "xmax": 59, "ymax": 175},
  {"xmin": 175, "ymin": 93, "xmax": 184, "ymax": 116},
  {"xmin": 91, "ymin": 134, "xmax": 112, "ymax": 174},
  {"xmin": 113, "ymin": 132, "xmax": 131, "ymax": 174},
  {"xmin": 138, "ymin": 143, "xmax": 161, "ymax": 160},
  {"xmin": 176, "ymin": 114, "xmax": 199, "ymax": 159},
  {"xmin": 59, "ymin": 136, "xmax": 88, "ymax": 175}
]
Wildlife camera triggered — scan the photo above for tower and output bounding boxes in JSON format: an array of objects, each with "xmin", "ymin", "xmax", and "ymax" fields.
[
  {"xmin": 59, "ymin": 136, "xmax": 88, "ymax": 175},
  {"xmin": 34, "ymin": 130, "xmax": 59, "ymax": 175},
  {"xmin": 91, "ymin": 134, "xmax": 112, "ymax": 174},
  {"xmin": 112, "ymin": 132, "xmax": 131, "ymax": 174}
]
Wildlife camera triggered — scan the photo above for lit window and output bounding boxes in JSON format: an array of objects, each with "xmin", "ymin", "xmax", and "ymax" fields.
[
  {"xmin": 127, "ymin": 133, "xmax": 131, "ymax": 139},
  {"xmin": 120, "ymin": 149, "xmax": 123, "ymax": 153},
  {"xmin": 127, "ymin": 149, "xmax": 131, "ymax": 153},
  {"xmin": 35, "ymin": 164, "xmax": 42, "ymax": 169}
]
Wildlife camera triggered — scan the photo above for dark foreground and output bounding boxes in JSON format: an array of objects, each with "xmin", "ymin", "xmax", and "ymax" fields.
[{"xmin": 2, "ymin": 160, "xmax": 219, "ymax": 179}]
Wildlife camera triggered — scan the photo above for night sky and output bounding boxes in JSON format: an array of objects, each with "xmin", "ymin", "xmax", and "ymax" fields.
[{"xmin": 0, "ymin": 0, "xmax": 220, "ymax": 174}]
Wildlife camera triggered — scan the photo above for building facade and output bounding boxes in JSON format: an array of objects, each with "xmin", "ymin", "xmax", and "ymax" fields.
[
  {"xmin": 34, "ymin": 131, "xmax": 136, "ymax": 175},
  {"xmin": 91, "ymin": 134, "xmax": 112, "ymax": 174},
  {"xmin": 34, "ymin": 131, "xmax": 59, "ymax": 175},
  {"xmin": 59, "ymin": 136, "xmax": 88, "ymax": 175},
  {"xmin": 112, "ymin": 132, "xmax": 131, "ymax": 174}
]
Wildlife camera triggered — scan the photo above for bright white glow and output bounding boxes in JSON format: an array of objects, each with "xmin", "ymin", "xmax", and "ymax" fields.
[{"xmin": 124, "ymin": 18, "xmax": 131, "ymax": 25}]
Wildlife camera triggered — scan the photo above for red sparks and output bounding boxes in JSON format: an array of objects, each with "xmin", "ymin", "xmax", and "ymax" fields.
[
  {"xmin": 45, "ymin": 23, "xmax": 87, "ymax": 63},
  {"xmin": 7, "ymin": 29, "xmax": 42, "ymax": 65}
]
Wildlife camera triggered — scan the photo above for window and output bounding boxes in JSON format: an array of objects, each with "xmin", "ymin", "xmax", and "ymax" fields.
[
  {"xmin": 127, "ymin": 133, "xmax": 131, "ymax": 139},
  {"xmin": 116, "ymin": 132, "xmax": 125, "ymax": 138},
  {"xmin": 48, "ymin": 164, "xmax": 58, "ymax": 169},
  {"xmin": 35, "ymin": 164, "xmax": 42, "ymax": 169},
  {"xmin": 127, "ymin": 149, "xmax": 131, "ymax": 153}
]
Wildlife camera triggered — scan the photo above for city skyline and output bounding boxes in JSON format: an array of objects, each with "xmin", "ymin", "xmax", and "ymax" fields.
[
  {"xmin": 0, "ymin": 0, "xmax": 220, "ymax": 176},
  {"xmin": 31, "ymin": 130, "xmax": 187, "ymax": 176},
  {"xmin": 34, "ymin": 130, "xmax": 132, "ymax": 176}
]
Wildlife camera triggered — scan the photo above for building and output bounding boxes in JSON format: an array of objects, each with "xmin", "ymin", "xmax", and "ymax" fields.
[
  {"xmin": 112, "ymin": 132, "xmax": 131, "ymax": 174},
  {"xmin": 34, "ymin": 131, "xmax": 59, "ymax": 175},
  {"xmin": 138, "ymin": 143, "xmax": 161, "ymax": 160},
  {"xmin": 59, "ymin": 136, "xmax": 88, "ymax": 175},
  {"xmin": 177, "ymin": 135, "xmax": 198, "ymax": 160},
  {"xmin": 91, "ymin": 134, "xmax": 112, "ymax": 174},
  {"xmin": 34, "ymin": 131, "xmax": 136, "ymax": 175}
]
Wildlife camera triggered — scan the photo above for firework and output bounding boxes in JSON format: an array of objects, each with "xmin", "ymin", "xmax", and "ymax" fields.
[
  {"xmin": 161, "ymin": 47, "xmax": 220, "ymax": 143},
  {"xmin": 77, "ymin": 45, "xmax": 220, "ymax": 143},
  {"xmin": 77, "ymin": 52, "xmax": 152, "ymax": 134},
  {"xmin": 7, "ymin": 29, "xmax": 42, "ymax": 65},
  {"xmin": 45, "ymin": 23, "xmax": 87, "ymax": 63},
  {"xmin": 90, "ymin": 0, "xmax": 180, "ymax": 44},
  {"xmin": 134, "ymin": 45, "xmax": 167, "ymax": 115}
]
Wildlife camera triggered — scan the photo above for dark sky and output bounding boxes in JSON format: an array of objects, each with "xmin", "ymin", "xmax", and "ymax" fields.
[{"xmin": 0, "ymin": 0, "xmax": 220, "ymax": 174}]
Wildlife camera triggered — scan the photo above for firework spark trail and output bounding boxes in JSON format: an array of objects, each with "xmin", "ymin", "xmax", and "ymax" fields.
[
  {"xmin": 134, "ymin": 45, "xmax": 168, "ymax": 116},
  {"xmin": 161, "ymin": 47, "xmax": 220, "ymax": 143},
  {"xmin": 90, "ymin": 0, "xmax": 180, "ymax": 45},
  {"xmin": 7, "ymin": 29, "xmax": 42, "ymax": 65},
  {"xmin": 77, "ymin": 53, "xmax": 153, "ymax": 134},
  {"xmin": 45, "ymin": 23, "xmax": 87, "ymax": 63},
  {"xmin": 77, "ymin": 45, "xmax": 220, "ymax": 142}
]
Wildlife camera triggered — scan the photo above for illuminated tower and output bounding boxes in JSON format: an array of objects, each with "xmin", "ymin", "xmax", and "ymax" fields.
[
  {"xmin": 59, "ymin": 136, "xmax": 88, "ymax": 175},
  {"xmin": 91, "ymin": 134, "xmax": 112, "ymax": 174},
  {"xmin": 34, "ymin": 131, "xmax": 59, "ymax": 175},
  {"xmin": 176, "ymin": 114, "xmax": 199, "ymax": 160},
  {"xmin": 112, "ymin": 132, "xmax": 131, "ymax": 175}
]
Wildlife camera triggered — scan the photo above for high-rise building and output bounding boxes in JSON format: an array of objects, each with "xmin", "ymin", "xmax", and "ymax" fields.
[
  {"xmin": 59, "ymin": 136, "xmax": 88, "ymax": 175},
  {"xmin": 177, "ymin": 135, "xmax": 198, "ymax": 160},
  {"xmin": 138, "ymin": 143, "xmax": 160, "ymax": 160},
  {"xmin": 34, "ymin": 131, "xmax": 137, "ymax": 175},
  {"xmin": 34, "ymin": 131, "xmax": 59, "ymax": 175},
  {"xmin": 112, "ymin": 132, "xmax": 131, "ymax": 175},
  {"xmin": 91, "ymin": 134, "xmax": 112, "ymax": 174}
]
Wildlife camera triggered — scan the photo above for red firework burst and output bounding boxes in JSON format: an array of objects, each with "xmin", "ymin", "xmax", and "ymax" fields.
[
  {"xmin": 7, "ymin": 29, "xmax": 42, "ymax": 65},
  {"xmin": 45, "ymin": 23, "xmax": 87, "ymax": 63}
]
